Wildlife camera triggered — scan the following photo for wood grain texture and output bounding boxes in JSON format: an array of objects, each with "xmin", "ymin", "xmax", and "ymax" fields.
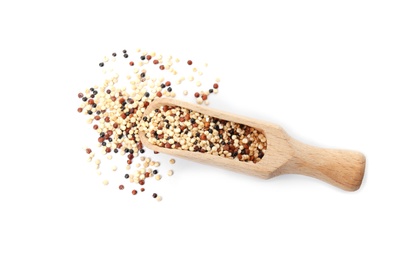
[{"xmin": 140, "ymin": 98, "xmax": 366, "ymax": 191}]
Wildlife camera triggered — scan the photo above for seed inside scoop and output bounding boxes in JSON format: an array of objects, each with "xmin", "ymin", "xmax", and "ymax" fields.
[{"xmin": 141, "ymin": 106, "xmax": 267, "ymax": 163}]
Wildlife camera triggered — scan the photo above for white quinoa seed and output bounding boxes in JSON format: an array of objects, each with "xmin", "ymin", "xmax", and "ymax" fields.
[
  {"xmin": 183, "ymin": 90, "xmax": 188, "ymax": 95},
  {"xmin": 155, "ymin": 175, "xmax": 162, "ymax": 181},
  {"xmin": 102, "ymin": 180, "xmax": 109, "ymax": 185},
  {"xmin": 156, "ymin": 196, "xmax": 162, "ymax": 202},
  {"xmin": 169, "ymin": 159, "xmax": 176, "ymax": 164},
  {"xmin": 196, "ymin": 81, "xmax": 202, "ymax": 87},
  {"xmin": 112, "ymin": 166, "xmax": 117, "ymax": 171},
  {"xmin": 167, "ymin": 170, "xmax": 174, "ymax": 176}
]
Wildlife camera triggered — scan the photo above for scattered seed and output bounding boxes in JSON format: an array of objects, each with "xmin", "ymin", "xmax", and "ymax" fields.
[
  {"xmin": 103, "ymin": 180, "xmax": 109, "ymax": 185},
  {"xmin": 78, "ymin": 48, "xmax": 222, "ymax": 201}
]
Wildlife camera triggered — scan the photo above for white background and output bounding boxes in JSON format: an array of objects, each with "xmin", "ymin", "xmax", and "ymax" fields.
[{"xmin": 1, "ymin": 1, "xmax": 399, "ymax": 259}]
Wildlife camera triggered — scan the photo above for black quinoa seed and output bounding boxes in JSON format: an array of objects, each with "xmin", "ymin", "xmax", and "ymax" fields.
[
  {"xmin": 124, "ymin": 174, "xmax": 129, "ymax": 179},
  {"xmin": 82, "ymin": 97, "xmax": 88, "ymax": 102},
  {"xmin": 123, "ymin": 53, "xmax": 128, "ymax": 58},
  {"xmin": 99, "ymin": 62, "xmax": 104, "ymax": 67},
  {"xmin": 167, "ymin": 87, "xmax": 172, "ymax": 92},
  {"xmin": 112, "ymin": 52, "xmax": 117, "ymax": 57},
  {"xmin": 140, "ymin": 56, "xmax": 145, "ymax": 60}
]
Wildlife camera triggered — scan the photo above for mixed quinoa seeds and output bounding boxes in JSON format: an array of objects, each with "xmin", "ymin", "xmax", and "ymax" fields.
[
  {"xmin": 141, "ymin": 107, "xmax": 267, "ymax": 163},
  {"xmin": 77, "ymin": 48, "xmax": 221, "ymax": 201}
]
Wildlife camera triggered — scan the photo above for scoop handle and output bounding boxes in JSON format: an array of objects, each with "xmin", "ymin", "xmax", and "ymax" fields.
[{"xmin": 280, "ymin": 139, "xmax": 366, "ymax": 191}]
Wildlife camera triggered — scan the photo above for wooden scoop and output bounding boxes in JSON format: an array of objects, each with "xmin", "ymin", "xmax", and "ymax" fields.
[{"xmin": 139, "ymin": 98, "xmax": 366, "ymax": 191}]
